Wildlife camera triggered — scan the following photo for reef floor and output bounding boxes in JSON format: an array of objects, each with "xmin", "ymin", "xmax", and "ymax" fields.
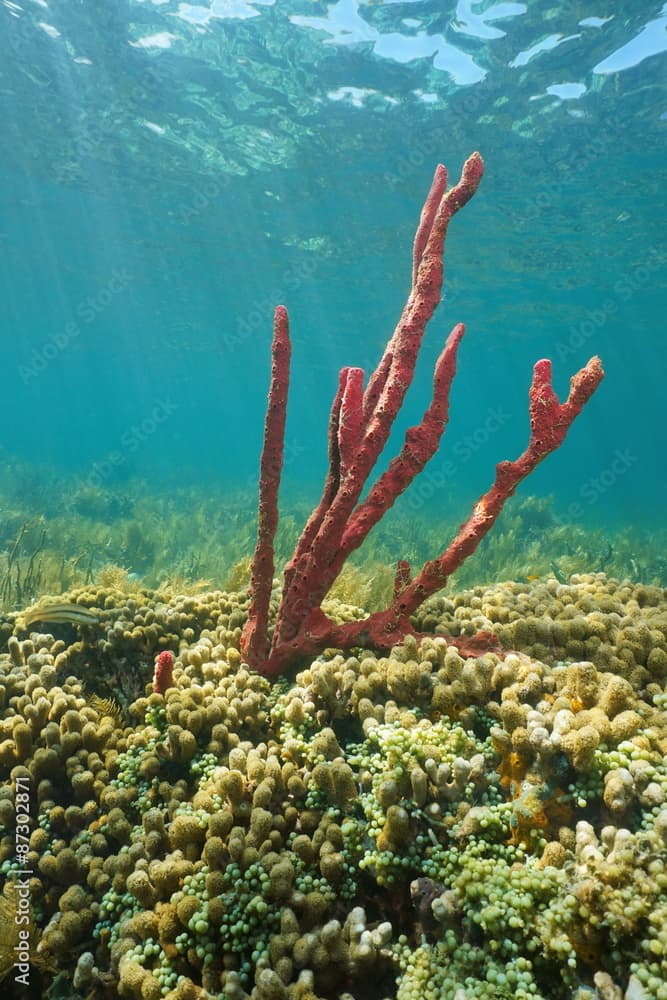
[{"xmin": 0, "ymin": 572, "xmax": 665, "ymax": 1000}]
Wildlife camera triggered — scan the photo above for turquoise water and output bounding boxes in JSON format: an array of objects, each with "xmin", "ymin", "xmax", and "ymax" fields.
[
  {"xmin": 1, "ymin": 10, "xmax": 667, "ymax": 997},
  {"xmin": 0, "ymin": 1, "xmax": 665, "ymax": 569}
]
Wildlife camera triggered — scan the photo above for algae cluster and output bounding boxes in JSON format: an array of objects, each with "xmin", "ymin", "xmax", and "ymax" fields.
[
  {"xmin": 0, "ymin": 572, "xmax": 665, "ymax": 999},
  {"xmin": 1, "ymin": 465, "xmax": 666, "ymax": 614}
]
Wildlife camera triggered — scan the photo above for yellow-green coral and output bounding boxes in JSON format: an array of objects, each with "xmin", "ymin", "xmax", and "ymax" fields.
[{"xmin": 0, "ymin": 574, "xmax": 665, "ymax": 1000}]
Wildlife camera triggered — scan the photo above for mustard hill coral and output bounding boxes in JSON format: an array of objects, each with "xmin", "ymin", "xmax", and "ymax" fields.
[{"xmin": 0, "ymin": 573, "xmax": 665, "ymax": 999}]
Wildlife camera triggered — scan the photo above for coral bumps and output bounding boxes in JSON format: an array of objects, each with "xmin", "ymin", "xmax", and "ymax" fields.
[{"xmin": 0, "ymin": 574, "xmax": 666, "ymax": 999}]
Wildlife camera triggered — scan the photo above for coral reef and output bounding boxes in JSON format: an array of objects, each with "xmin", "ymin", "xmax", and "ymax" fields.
[{"xmin": 0, "ymin": 572, "xmax": 665, "ymax": 999}]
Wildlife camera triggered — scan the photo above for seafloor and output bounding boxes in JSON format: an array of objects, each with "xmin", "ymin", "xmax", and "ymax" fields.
[{"xmin": 0, "ymin": 572, "xmax": 666, "ymax": 1000}]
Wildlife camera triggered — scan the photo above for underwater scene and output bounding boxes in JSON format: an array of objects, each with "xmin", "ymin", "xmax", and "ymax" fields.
[{"xmin": 1, "ymin": 1, "xmax": 666, "ymax": 999}]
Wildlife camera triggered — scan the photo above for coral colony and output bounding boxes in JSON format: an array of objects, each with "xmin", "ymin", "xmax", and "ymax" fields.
[{"xmin": 242, "ymin": 153, "xmax": 604, "ymax": 678}]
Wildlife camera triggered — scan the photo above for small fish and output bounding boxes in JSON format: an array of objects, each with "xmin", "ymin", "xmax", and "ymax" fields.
[
  {"xmin": 526, "ymin": 574, "xmax": 541, "ymax": 582},
  {"xmin": 22, "ymin": 601, "xmax": 100, "ymax": 628}
]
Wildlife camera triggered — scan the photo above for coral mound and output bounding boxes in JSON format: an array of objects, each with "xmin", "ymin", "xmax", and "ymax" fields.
[{"xmin": 0, "ymin": 573, "xmax": 666, "ymax": 1000}]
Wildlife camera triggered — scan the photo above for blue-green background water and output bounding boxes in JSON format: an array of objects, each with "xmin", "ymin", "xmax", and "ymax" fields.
[{"xmin": 0, "ymin": 1, "xmax": 665, "ymax": 582}]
